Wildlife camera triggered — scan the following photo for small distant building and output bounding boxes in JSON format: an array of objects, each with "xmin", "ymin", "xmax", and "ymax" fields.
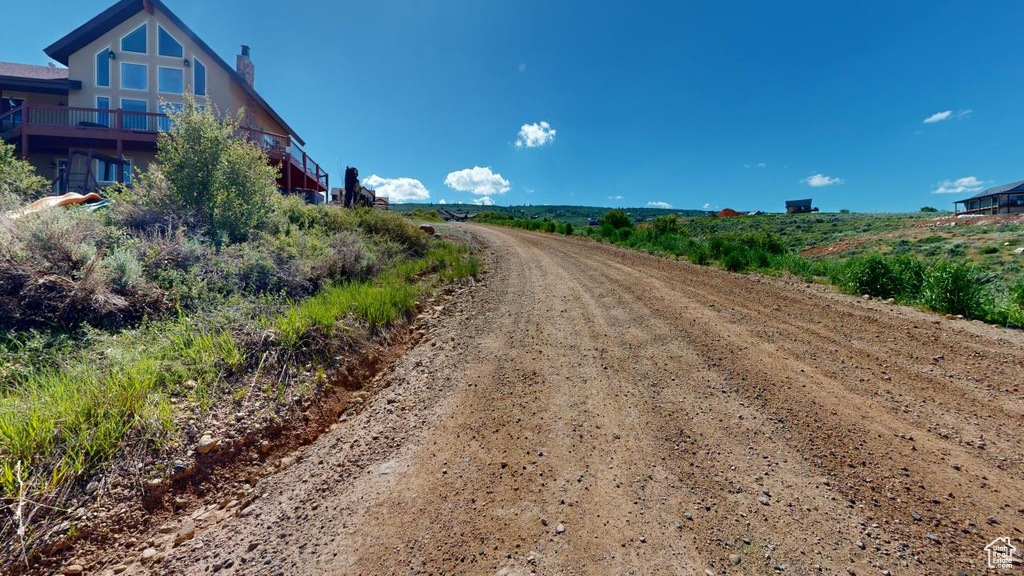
[
  {"xmin": 438, "ymin": 210, "xmax": 469, "ymax": 222},
  {"xmin": 374, "ymin": 195, "xmax": 390, "ymax": 210},
  {"xmin": 954, "ymin": 181, "xmax": 1024, "ymax": 215},
  {"xmin": 786, "ymin": 199, "xmax": 818, "ymax": 214}
]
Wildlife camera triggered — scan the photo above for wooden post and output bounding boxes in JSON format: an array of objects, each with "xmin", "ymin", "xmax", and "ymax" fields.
[
  {"xmin": 285, "ymin": 153, "xmax": 292, "ymax": 193},
  {"xmin": 302, "ymin": 153, "xmax": 309, "ymax": 191},
  {"xmin": 116, "ymin": 139, "xmax": 124, "ymax": 184},
  {"xmin": 20, "ymin": 103, "xmax": 29, "ymax": 158}
]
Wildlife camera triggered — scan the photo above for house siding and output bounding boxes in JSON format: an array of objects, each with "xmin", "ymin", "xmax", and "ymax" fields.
[{"xmin": 66, "ymin": 6, "xmax": 287, "ymax": 136}]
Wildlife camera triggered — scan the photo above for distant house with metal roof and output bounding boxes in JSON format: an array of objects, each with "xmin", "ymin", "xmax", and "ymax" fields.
[
  {"xmin": 954, "ymin": 181, "xmax": 1024, "ymax": 215},
  {"xmin": 785, "ymin": 199, "xmax": 817, "ymax": 214}
]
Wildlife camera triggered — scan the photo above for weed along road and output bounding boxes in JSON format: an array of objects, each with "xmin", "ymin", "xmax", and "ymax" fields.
[{"xmin": 155, "ymin": 224, "xmax": 1024, "ymax": 575}]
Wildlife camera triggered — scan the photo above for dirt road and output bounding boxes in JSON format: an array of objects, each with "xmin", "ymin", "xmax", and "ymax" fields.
[{"xmin": 154, "ymin": 225, "xmax": 1023, "ymax": 575}]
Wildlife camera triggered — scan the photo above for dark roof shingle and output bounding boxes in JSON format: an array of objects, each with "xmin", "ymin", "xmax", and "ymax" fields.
[{"xmin": 958, "ymin": 180, "xmax": 1024, "ymax": 202}]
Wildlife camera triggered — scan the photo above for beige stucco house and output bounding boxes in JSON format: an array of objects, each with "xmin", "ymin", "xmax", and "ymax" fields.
[{"xmin": 0, "ymin": 0, "xmax": 327, "ymax": 196}]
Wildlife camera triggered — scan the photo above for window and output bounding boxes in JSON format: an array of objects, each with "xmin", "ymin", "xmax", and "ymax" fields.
[
  {"xmin": 121, "ymin": 23, "xmax": 147, "ymax": 53},
  {"xmin": 96, "ymin": 96, "xmax": 110, "ymax": 127},
  {"xmin": 158, "ymin": 67, "xmax": 184, "ymax": 94},
  {"xmin": 55, "ymin": 158, "xmax": 68, "ymax": 194},
  {"xmin": 158, "ymin": 25, "xmax": 183, "ymax": 58},
  {"xmin": 121, "ymin": 62, "xmax": 148, "ymax": 90},
  {"xmin": 158, "ymin": 102, "xmax": 183, "ymax": 131},
  {"xmin": 97, "ymin": 158, "xmax": 131, "ymax": 185},
  {"xmin": 96, "ymin": 48, "xmax": 111, "ymax": 86},
  {"xmin": 193, "ymin": 57, "xmax": 206, "ymax": 96},
  {"xmin": 121, "ymin": 98, "xmax": 148, "ymax": 131}
]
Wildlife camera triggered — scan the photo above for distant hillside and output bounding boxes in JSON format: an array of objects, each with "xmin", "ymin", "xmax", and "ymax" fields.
[{"xmin": 392, "ymin": 203, "xmax": 711, "ymax": 226}]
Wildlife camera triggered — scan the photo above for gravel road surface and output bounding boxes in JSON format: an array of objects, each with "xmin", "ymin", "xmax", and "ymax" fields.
[{"xmin": 150, "ymin": 224, "xmax": 1024, "ymax": 575}]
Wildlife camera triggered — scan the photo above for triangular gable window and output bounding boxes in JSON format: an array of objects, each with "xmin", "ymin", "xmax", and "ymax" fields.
[
  {"xmin": 121, "ymin": 23, "xmax": 147, "ymax": 54},
  {"xmin": 158, "ymin": 25, "xmax": 183, "ymax": 58}
]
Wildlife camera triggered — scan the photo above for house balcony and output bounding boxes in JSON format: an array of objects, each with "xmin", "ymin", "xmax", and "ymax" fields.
[{"xmin": 0, "ymin": 102, "xmax": 327, "ymax": 193}]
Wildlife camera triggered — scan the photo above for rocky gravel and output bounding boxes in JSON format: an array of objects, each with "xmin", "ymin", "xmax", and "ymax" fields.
[{"xmin": 98, "ymin": 224, "xmax": 1023, "ymax": 575}]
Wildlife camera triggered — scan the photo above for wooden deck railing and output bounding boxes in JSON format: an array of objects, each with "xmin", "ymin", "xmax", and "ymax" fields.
[
  {"xmin": 238, "ymin": 126, "xmax": 328, "ymax": 191},
  {"xmin": 0, "ymin": 102, "xmax": 166, "ymax": 133},
  {"xmin": 1, "ymin": 103, "xmax": 327, "ymax": 191}
]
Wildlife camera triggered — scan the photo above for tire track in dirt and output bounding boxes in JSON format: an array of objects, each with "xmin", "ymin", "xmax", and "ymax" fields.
[{"xmin": 125, "ymin": 225, "xmax": 1023, "ymax": 575}]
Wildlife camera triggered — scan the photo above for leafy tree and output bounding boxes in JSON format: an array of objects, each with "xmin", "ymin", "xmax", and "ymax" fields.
[
  {"xmin": 157, "ymin": 96, "xmax": 279, "ymax": 243},
  {"xmin": 600, "ymin": 209, "xmax": 633, "ymax": 229},
  {"xmin": 920, "ymin": 206, "xmax": 938, "ymax": 213},
  {"xmin": 0, "ymin": 140, "xmax": 49, "ymax": 206}
]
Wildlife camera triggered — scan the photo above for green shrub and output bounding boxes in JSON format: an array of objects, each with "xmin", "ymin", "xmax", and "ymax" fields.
[
  {"xmin": 837, "ymin": 254, "xmax": 925, "ymax": 301},
  {"xmin": 104, "ymin": 248, "xmax": 144, "ymax": 291},
  {"xmin": 921, "ymin": 260, "xmax": 988, "ymax": 318},
  {"xmin": 156, "ymin": 97, "xmax": 278, "ymax": 243},
  {"xmin": 563, "ymin": 222, "xmax": 574, "ymax": 236},
  {"xmin": 920, "ymin": 206, "xmax": 938, "ymax": 213},
  {"xmin": 684, "ymin": 240, "xmax": 711, "ymax": 266},
  {"xmin": 1010, "ymin": 278, "xmax": 1024, "ymax": 311},
  {"xmin": 722, "ymin": 250, "xmax": 747, "ymax": 272},
  {"xmin": 600, "ymin": 209, "xmax": 633, "ymax": 230},
  {"xmin": 0, "ymin": 140, "xmax": 49, "ymax": 205},
  {"xmin": 979, "ymin": 245, "xmax": 999, "ymax": 255},
  {"xmin": 651, "ymin": 214, "xmax": 679, "ymax": 234}
]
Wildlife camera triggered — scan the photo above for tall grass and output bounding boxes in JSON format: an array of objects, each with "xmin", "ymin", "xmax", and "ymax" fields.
[{"xmin": 0, "ymin": 242, "xmax": 478, "ymax": 499}]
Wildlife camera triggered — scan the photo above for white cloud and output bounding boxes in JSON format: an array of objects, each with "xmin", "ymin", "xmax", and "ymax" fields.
[
  {"xmin": 932, "ymin": 176, "xmax": 985, "ymax": 195},
  {"xmin": 647, "ymin": 201, "xmax": 673, "ymax": 208},
  {"xmin": 473, "ymin": 196, "xmax": 495, "ymax": 206},
  {"xmin": 444, "ymin": 166, "xmax": 511, "ymax": 195},
  {"xmin": 923, "ymin": 110, "xmax": 953, "ymax": 124},
  {"xmin": 703, "ymin": 202, "xmax": 711, "ymax": 209},
  {"xmin": 515, "ymin": 121, "xmax": 557, "ymax": 148},
  {"xmin": 958, "ymin": 109, "xmax": 973, "ymax": 119},
  {"xmin": 744, "ymin": 161, "xmax": 767, "ymax": 169},
  {"xmin": 609, "ymin": 195, "xmax": 623, "ymax": 200},
  {"xmin": 802, "ymin": 173, "xmax": 844, "ymax": 187},
  {"xmin": 438, "ymin": 199, "xmax": 447, "ymax": 205},
  {"xmin": 362, "ymin": 175, "xmax": 430, "ymax": 203}
]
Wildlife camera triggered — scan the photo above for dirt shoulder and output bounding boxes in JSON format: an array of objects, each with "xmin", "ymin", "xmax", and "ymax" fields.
[{"xmin": 99, "ymin": 224, "xmax": 1022, "ymax": 575}]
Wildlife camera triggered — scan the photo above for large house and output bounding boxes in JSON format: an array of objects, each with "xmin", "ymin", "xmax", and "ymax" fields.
[
  {"xmin": 0, "ymin": 0, "xmax": 327, "ymax": 196},
  {"xmin": 954, "ymin": 181, "xmax": 1024, "ymax": 215}
]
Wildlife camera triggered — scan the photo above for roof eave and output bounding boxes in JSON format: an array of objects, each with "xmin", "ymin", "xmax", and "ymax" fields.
[{"xmin": 0, "ymin": 76, "xmax": 81, "ymax": 95}]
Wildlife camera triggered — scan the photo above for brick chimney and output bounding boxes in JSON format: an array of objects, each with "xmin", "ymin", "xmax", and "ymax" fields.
[{"xmin": 236, "ymin": 45, "xmax": 254, "ymax": 87}]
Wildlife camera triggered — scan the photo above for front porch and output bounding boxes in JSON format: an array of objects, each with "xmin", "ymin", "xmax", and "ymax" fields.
[{"xmin": 0, "ymin": 102, "xmax": 327, "ymax": 193}]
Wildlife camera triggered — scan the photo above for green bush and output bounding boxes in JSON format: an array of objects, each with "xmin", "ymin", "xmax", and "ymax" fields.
[
  {"xmin": 0, "ymin": 140, "xmax": 49, "ymax": 206},
  {"xmin": 600, "ymin": 209, "xmax": 633, "ymax": 230},
  {"xmin": 722, "ymin": 250, "xmax": 747, "ymax": 272},
  {"xmin": 563, "ymin": 222, "xmax": 574, "ymax": 236},
  {"xmin": 837, "ymin": 254, "xmax": 925, "ymax": 301},
  {"xmin": 156, "ymin": 97, "xmax": 279, "ymax": 243},
  {"xmin": 684, "ymin": 240, "xmax": 711, "ymax": 266},
  {"xmin": 104, "ymin": 248, "xmax": 144, "ymax": 291},
  {"xmin": 1010, "ymin": 278, "xmax": 1024, "ymax": 311},
  {"xmin": 921, "ymin": 260, "xmax": 988, "ymax": 318}
]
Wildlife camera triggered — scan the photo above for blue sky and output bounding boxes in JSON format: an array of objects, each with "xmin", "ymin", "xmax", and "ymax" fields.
[{"xmin": 6, "ymin": 1, "xmax": 1024, "ymax": 211}]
